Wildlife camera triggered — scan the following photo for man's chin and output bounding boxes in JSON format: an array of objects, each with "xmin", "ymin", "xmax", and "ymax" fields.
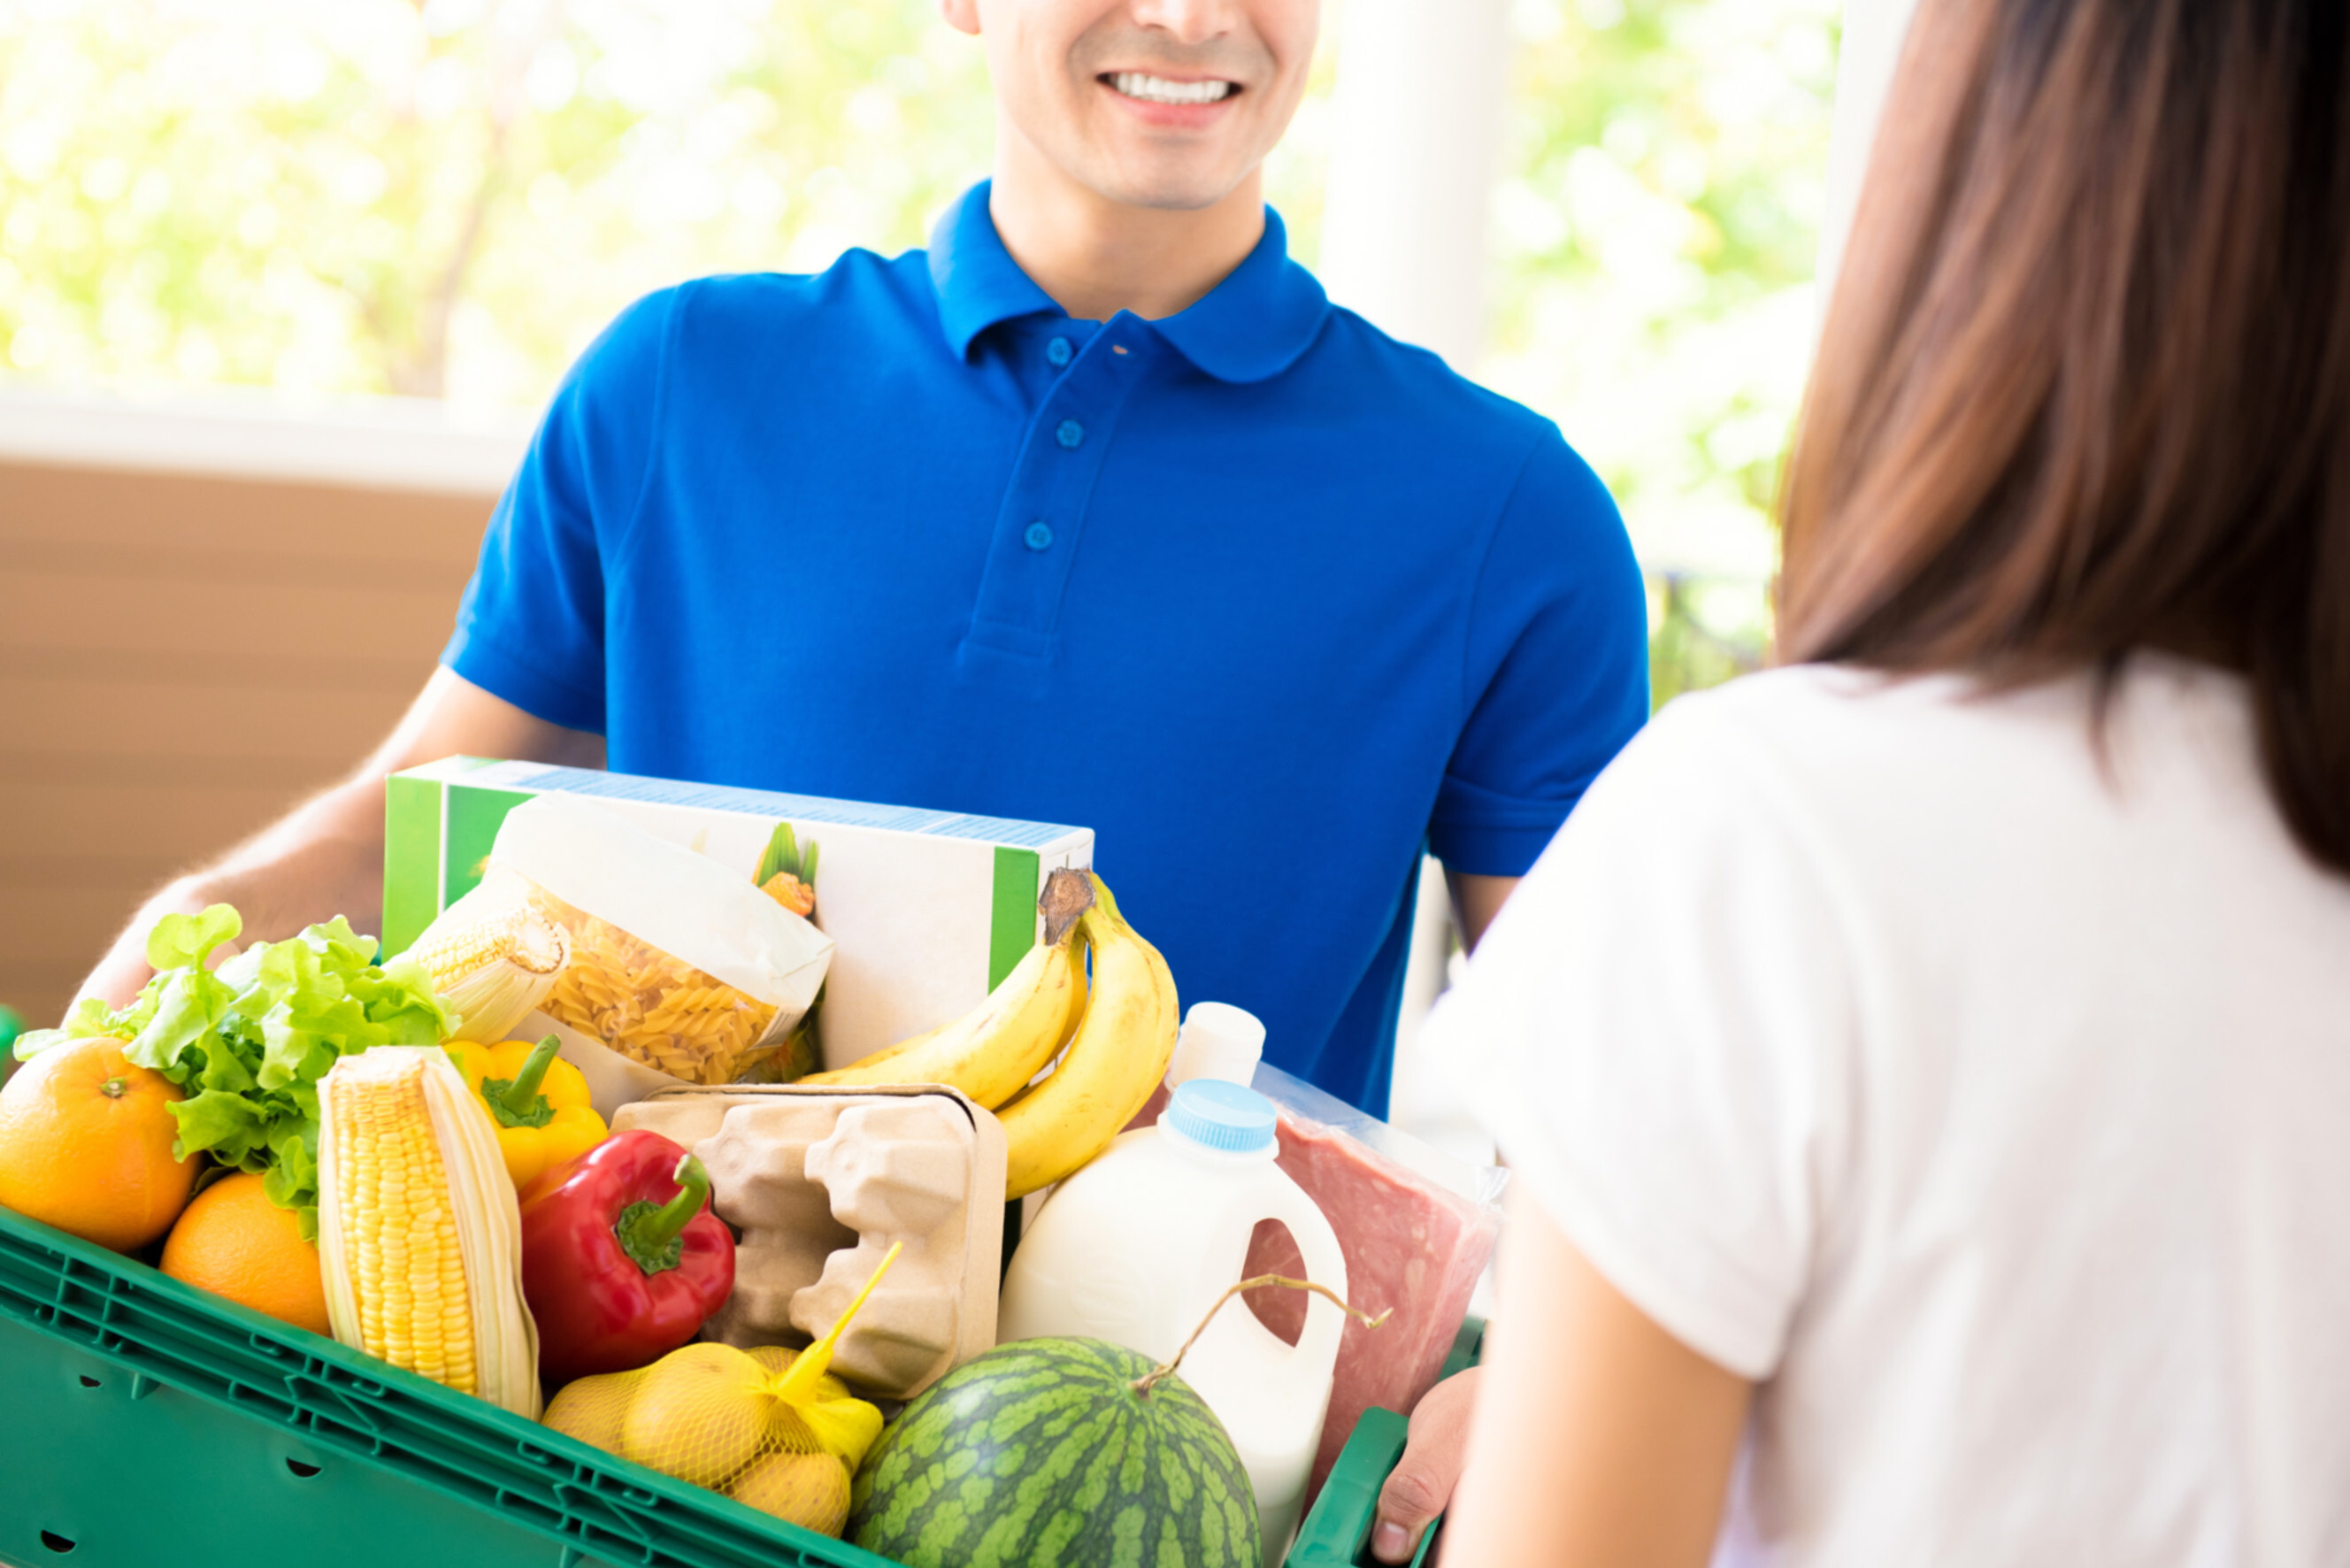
[{"xmin": 1080, "ymin": 160, "xmax": 1253, "ymax": 215}]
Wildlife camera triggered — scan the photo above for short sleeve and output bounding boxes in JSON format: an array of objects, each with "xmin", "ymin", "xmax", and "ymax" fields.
[
  {"xmin": 1436, "ymin": 691, "xmax": 1855, "ymax": 1379},
  {"xmin": 441, "ymin": 288, "xmax": 678, "ymax": 734},
  {"xmin": 1428, "ymin": 428, "xmax": 1649, "ymax": 876}
]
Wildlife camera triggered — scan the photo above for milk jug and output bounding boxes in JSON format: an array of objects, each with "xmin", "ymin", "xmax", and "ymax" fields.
[{"xmin": 999, "ymin": 1080, "xmax": 1347, "ymax": 1564}]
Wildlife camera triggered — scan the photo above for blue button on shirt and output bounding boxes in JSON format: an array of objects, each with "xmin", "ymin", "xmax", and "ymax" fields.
[{"xmin": 445, "ymin": 181, "xmax": 1648, "ymax": 1116}]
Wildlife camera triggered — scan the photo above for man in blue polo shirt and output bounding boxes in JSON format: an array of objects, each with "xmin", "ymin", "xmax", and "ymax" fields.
[{"xmin": 80, "ymin": 0, "xmax": 1646, "ymax": 1125}]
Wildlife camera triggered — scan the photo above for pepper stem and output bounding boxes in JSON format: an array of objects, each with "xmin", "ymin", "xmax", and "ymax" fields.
[
  {"xmin": 504, "ymin": 1034, "xmax": 560, "ymax": 1106},
  {"xmin": 1131, "ymin": 1275, "xmax": 1389, "ymax": 1400},
  {"xmin": 480, "ymin": 1036, "xmax": 561, "ymax": 1129},
  {"xmin": 612, "ymin": 1154, "xmax": 712, "ymax": 1276}
]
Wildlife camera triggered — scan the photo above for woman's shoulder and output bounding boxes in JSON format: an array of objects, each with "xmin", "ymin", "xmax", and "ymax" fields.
[
  {"xmin": 1561, "ymin": 663, "xmax": 2100, "ymax": 892},
  {"xmin": 1587, "ymin": 657, "xmax": 2260, "ymax": 902},
  {"xmin": 1606, "ymin": 664, "xmax": 1987, "ymax": 815},
  {"xmin": 1646, "ymin": 662, "xmax": 1994, "ymax": 749},
  {"xmin": 1631, "ymin": 661, "xmax": 2133, "ymax": 802}
]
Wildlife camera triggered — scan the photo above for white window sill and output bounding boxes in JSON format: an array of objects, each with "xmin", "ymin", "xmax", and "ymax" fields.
[{"xmin": 0, "ymin": 382, "xmax": 530, "ymax": 497}]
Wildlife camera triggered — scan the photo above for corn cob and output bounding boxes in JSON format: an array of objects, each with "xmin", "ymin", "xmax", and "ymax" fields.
[
  {"xmin": 317, "ymin": 1048, "xmax": 541, "ymax": 1417},
  {"xmin": 754, "ymin": 822, "xmax": 818, "ymax": 919},
  {"xmin": 406, "ymin": 901, "xmax": 570, "ymax": 1044}
]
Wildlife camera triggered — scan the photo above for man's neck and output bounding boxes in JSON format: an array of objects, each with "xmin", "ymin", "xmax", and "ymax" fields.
[{"xmin": 987, "ymin": 125, "xmax": 1266, "ymax": 323}]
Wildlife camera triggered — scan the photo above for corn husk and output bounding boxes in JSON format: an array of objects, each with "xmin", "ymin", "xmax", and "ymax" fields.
[
  {"xmin": 407, "ymin": 877, "xmax": 571, "ymax": 1041},
  {"xmin": 316, "ymin": 1047, "xmax": 541, "ymax": 1417}
]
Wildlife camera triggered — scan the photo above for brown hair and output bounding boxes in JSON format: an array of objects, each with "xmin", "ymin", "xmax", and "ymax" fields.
[{"xmin": 1778, "ymin": 0, "xmax": 2350, "ymax": 872}]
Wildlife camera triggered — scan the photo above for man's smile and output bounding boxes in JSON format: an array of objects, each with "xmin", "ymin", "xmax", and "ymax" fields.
[{"xmin": 1101, "ymin": 71, "xmax": 1241, "ymax": 108}]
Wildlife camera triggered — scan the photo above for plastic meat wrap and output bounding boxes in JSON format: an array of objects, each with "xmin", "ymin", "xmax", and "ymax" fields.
[{"xmin": 1239, "ymin": 1063, "xmax": 1504, "ymax": 1510}]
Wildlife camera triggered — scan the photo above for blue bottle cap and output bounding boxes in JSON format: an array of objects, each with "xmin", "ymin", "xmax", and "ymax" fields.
[{"xmin": 1164, "ymin": 1079, "xmax": 1278, "ymax": 1155}]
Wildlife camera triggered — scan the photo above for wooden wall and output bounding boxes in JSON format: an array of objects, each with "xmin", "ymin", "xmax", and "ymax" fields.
[{"xmin": 0, "ymin": 460, "xmax": 493, "ymax": 1033}]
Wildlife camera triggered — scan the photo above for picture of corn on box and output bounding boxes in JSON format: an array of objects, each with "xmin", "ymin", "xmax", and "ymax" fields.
[{"xmin": 382, "ymin": 757, "xmax": 1093, "ymax": 1076}]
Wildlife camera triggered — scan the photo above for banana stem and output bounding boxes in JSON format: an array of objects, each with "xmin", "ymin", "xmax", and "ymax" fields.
[
  {"xmin": 1131, "ymin": 1276, "xmax": 1390, "ymax": 1400},
  {"xmin": 1040, "ymin": 867, "xmax": 1096, "ymax": 946}
]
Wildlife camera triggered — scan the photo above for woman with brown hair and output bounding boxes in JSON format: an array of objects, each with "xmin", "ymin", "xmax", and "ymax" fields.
[{"xmin": 1425, "ymin": 0, "xmax": 2350, "ymax": 1561}]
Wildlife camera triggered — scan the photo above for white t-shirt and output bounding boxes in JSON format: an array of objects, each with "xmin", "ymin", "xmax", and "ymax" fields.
[{"xmin": 1441, "ymin": 657, "xmax": 2350, "ymax": 1566}]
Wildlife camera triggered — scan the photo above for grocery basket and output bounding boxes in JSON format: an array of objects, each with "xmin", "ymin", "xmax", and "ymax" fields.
[{"xmin": 0, "ymin": 1202, "xmax": 1472, "ymax": 1568}]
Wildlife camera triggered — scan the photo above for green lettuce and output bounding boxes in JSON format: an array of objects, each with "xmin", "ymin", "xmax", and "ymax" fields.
[{"xmin": 13, "ymin": 906, "xmax": 451, "ymax": 1239}]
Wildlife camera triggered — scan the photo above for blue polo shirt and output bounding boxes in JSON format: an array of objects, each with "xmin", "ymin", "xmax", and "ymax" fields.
[{"xmin": 445, "ymin": 181, "xmax": 1647, "ymax": 1117}]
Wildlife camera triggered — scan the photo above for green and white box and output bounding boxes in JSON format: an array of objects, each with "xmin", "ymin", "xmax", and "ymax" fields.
[{"xmin": 382, "ymin": 757, "xmax": 1093, "ymax": 1071}]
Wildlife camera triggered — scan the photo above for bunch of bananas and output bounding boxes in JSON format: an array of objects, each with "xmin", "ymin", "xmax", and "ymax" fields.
[{"xmin": 803, "ymin": 869, "xmax": 1177, "ymax": 1198}]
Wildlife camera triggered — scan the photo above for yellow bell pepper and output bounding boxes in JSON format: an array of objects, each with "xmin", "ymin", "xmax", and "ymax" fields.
[{"xmin": 444, "ymin": 1034, "xmax": 609, "ymax": 1193}]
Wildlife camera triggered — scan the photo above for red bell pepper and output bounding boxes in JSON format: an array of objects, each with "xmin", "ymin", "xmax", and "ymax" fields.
[{"xmin": 518, "ymin": 1129, "xmax": 736, "ymax": 1382}]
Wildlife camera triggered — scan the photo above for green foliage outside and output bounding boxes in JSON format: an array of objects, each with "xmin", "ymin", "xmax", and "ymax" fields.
[
  {"xmin": 0, "ymin": 0, "xmax": 1837, "ymax": 706},
  {"xmin": 1494, "ymin": 0, "xmax": 1839, "ymax": 703}
]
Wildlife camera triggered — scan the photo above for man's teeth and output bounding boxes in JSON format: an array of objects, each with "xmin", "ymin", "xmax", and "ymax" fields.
[{"xmin": 1108, "ymin": 73, "xmax": 1236, "ymax": 106}]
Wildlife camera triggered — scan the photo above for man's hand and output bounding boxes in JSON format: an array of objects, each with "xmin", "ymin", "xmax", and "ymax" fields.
[
  {"xmin": 1370, "ymin": 1364, "xmax": 1481, "ymax": 1563},
  {"xmin": 77, "ymin": 880, "xmax": 238, "ymax": 1009}
]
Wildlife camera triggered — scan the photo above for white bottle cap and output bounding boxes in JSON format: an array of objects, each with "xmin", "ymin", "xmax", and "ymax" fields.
[{"xmin": 1165, "ymin": 1001, "xmax": 1267, "ymax": 1090}]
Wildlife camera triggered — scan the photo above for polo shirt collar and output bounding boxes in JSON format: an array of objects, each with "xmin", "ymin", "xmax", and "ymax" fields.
[
  {"xmin": 927, "ymin": 181, "xmax": 1330, "ymax": 385},
  {"xmin": 930, "ymin": 181, "xmax": 1061, "ymax": 362}
]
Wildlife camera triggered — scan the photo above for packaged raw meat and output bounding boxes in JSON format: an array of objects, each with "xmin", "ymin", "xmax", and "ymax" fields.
[{"xmin": 1238, "ymin": 1064, "xmax": 1503, "ymax": 1508}]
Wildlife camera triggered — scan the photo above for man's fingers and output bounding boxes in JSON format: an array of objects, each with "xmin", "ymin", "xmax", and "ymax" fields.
[
  {"xmin": 1375, "ymin": 1451, "xmax": 1453, "ymax": 1533},
  {"xmin": 1370, "ymin": 1366, "xmax": 1482, "ymax": 1564}
]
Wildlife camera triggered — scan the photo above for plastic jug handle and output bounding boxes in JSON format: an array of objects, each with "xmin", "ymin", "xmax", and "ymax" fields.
[{"xmin": 1259, "ymin": 1180, "xmax": 1352, "ymax": 1387}]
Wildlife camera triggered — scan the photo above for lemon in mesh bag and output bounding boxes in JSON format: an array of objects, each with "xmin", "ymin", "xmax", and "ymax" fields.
[{"xmin": 543, "ymin": 1241, "xmax": 899, "ymax": 1536}]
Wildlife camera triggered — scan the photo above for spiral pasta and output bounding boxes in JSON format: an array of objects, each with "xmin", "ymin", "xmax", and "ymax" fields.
[{"xmin": 537, "ymin": 899, "xmax": 780, "ymax": 1084}]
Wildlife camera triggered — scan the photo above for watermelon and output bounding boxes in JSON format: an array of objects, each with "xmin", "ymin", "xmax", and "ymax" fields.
[{"xmin": 848, "ymin": 1336, "xmax": 1261, "ymax": 1568}]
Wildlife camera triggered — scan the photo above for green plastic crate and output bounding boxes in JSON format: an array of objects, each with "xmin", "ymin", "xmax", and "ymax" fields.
[
  {"xmin": 0, "ymin": 1202, "xmax": 892, "ymax": 1568},
  {"xmin": 0, "ymin": 1195, "xmax": 1474, "ymax": 1568}
]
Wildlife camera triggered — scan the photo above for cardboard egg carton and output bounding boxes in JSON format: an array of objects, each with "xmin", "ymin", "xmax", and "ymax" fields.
[{"xmin": 612, "ymin": 1084, "xmax": 1006, "ymax": 1399}]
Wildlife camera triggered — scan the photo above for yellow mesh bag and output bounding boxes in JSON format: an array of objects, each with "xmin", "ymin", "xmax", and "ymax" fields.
[{"xmin": 542, "ymin": 1242, "xmax": 898, "ymax": 1536}]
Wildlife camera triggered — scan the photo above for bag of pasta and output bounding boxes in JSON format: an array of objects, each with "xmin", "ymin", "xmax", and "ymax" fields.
[{"xmin": 413, "ymin": 795, "xmax": 832, "ymax": 1107}]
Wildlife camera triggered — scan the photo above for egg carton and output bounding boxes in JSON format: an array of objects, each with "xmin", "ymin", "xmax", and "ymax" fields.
[{"xmin": 612, "ymin": 1084, "xmax": 1006, "ymax": 1400}]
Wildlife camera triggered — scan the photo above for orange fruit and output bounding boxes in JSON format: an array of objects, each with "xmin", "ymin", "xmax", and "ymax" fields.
[
  {"xmin": 0, "ymin": 1037, "xmax": 198, "ymax": 1252},
  {"xmin": 161, "ymin": 1172, "xmax": 331, "ymax": 1335}
]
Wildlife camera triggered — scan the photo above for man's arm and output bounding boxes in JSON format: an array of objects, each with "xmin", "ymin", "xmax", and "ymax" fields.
[
  {"xmin": 1445, "ymin": 870, "xmax": 1517, "ymax": 953},
  {"xmin": 77, "ymin": 667, "xmax": 603, "ymax": 1007}
]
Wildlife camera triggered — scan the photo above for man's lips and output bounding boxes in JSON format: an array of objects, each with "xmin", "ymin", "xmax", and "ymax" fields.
[
  {"xmin": 1101, "ymin": 71, "xmax": 1241, "ymax": 106},
  {"xmin": 1097, "ymin": 70, "xmax": 1244, "ymax": 127}
]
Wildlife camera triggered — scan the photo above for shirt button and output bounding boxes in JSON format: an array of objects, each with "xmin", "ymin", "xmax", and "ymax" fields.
[
  {"xmin": 1024, "ymin": 520, "xmax": 1055, "ymax": 551},
  {"xmin": 1056, "ymin": 419, "xmax": 1084, "ymax": 450},
  {"xmin": 1047, "ymin": 336, "xmax": 1073, "ymax": 366}
]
